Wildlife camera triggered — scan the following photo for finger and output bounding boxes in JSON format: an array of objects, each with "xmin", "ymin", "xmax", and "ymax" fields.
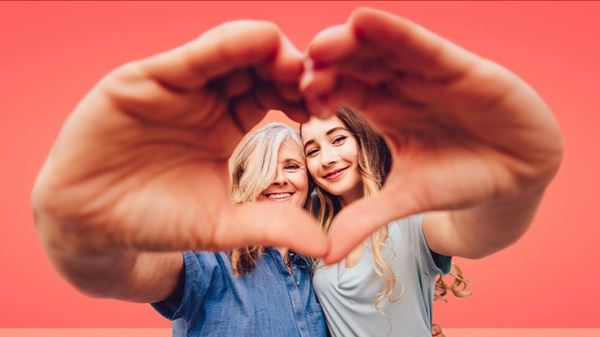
[
  {"xmin": 228, "ymin": 90, "xmax": 270, "ymax": 133},
  {"xmin": 277, "ymin": 82, "xmax": 302, "ymax": 101},
  {"xmin": 100, "ymin": 63, "xmax": 211, "ymax": 126},
  {"xmin": 336, "ymin": 56, "xmax": 395, "ymax": 85},
  {"xmin": 140, "ymin": 21, "xmax": 284, "ymax": 90},
  {"xmin": 308, "ymin": 24, "xmax": 357, "ymax": 67},
  {"xmin": 432, "ymin": 323, "xmax": 442, "ymax": 336},
  {"xmin": 281, "ymin": 105, "xmax": 311, "ymax": 124},
  {"xmin": 260, "ymin": 34, "xmax": 304, "ymax": 108},
  {"xmin": 300, "ymin": 66, "xmax": 337, "ymax": 99},
  {"xmin": 255, "ymin": 33, "xmax": 304, "ymax": 80},
  {"xmin": 230, "ymin": 83, "xmax": 306, "ymax": 132},
  {"xmin": 303, "ymin": 74, "xmax": 405, "ymax": 128},
  {"xmin": 349, "ymin": 7, "xmax": 475, "ymax": 78},
  {"xmin": 215, "ymin": 70, "xmax": 254, "ymax": 99},
  {"xmin": 305, "ymin": 96, "xmax": 336, "ymax": 120},
  {"xmin": 323, "ymin": 187, "xmax": 419, "ymax": 264},
  {"xmin": 304, "ymin": 75, "xmax": 370, "ymax": 120},
  {"xmin": 272, "ymin": 34, "xmax": 305, "ymax": 83},
  {"xmin": 217, "ymin": 203, "xmax": 329, "ymax": 257}
]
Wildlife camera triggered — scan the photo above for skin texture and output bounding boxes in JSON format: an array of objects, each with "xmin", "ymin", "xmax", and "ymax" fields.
[
  {"xmin": 300, "ymin": 8, "xmax": 564, "ymax": 263},
  {"xmin": 31, "ymin": 16, "xmax": 563, "ymax": 337},
  {"xmin": 31, "ymin": 21, "xmax": 327, "ymax": 302},
  {"xmin": 302, "ymin": 116, "xmax": 362, "ymax": 204},
  {"xmin": 257, "ymin": 139, "xmax": 309, "ymax": 208},
  {"xmin": 29, "ymin": 12, "xmax": 462, "ymax": 335}
]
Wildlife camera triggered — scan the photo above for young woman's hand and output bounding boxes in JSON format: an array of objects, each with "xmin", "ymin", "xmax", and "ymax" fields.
[
  {"xmin": 432, "ymin": 323, "xmax": 445, "ymax": 337},
  {"xmin": 301, "ymin": 7, "xmax": 563, "ymax": 263},
  {"xmin": 32, "ymin": 21, "xmax": 326, "ymax": 259}
]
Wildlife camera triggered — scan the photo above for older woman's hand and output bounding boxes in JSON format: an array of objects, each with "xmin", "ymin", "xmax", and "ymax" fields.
[{"xmin": 32, "ymin": 21, "xmax": 326, "ymax": 262}]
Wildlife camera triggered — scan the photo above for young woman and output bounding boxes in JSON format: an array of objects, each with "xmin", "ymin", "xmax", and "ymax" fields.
[
  {"xmin": 300, "ymin": 107, "xmax": 468, "ymax": 337},
  {"xmin": 153, "ymin": 121, "xmax": 448, "ymax": 337},
  {"xmin": 297, "ymin": 8, "xmax": 562, "ymax": 336},
  {"xmin": 152, "ymin": 122, "xmax": 327, "ymax": 336}
]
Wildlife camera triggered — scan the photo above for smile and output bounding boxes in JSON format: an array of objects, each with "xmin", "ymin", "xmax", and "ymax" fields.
[
  {"xmin": 265, "ymin": 192, "xmax": 294, "ymax": 200},
  {"xmin": 323, "ymin": 167, "xmax": 348, "ymax": 181}
]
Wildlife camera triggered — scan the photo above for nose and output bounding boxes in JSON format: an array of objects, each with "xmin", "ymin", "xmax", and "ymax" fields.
[
  {"xmin": 272, "ymin": 167, "xmax": 287, "ymax": 186},
  {"xmin": 320, "ymin": 145, "xmax": 339, "ymax": 166}
]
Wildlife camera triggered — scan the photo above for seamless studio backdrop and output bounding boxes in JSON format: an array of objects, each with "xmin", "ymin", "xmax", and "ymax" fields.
[{"xmin": 1, "ymin": 1, "xmax": 598, "ymax": 328}]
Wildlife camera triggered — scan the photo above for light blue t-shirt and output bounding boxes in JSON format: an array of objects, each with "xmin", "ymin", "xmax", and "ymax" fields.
[{"xmin": 312, "ymin": 214, "xmax": 451, "ymax": 337}]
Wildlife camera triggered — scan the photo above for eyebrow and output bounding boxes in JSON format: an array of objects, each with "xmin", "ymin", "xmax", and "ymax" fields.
[{"xmin": 303, "ymin": 126, "xmax": 348, "ymax": 151}]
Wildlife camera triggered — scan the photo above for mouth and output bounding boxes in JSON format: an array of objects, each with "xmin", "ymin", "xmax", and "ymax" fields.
[
  {"xmin": 322, "ymin": 167, "xmax": 349, "ymax": 181},
  {"xmin": 263, "ymin": 192, "xmax": 294, "ymax": 201}
]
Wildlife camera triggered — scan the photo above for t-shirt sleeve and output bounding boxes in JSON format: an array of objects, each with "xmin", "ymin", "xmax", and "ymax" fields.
[
  {"xmin": 151, "ymin": 251, "xmax": 219, "ymax": 320},
  {"xmin": 397, "ymin": 214, "xmax": 452, "ymax": 277}
]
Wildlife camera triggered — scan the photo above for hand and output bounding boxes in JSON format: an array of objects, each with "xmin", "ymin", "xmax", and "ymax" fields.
[
  {"xmin": 32, "ymin": 21, "xmax": 327, "ymax": 257},
  {"xmin": 301, "ymin": 8, "xmax": 563, "ymax": 263},
  {"xmin": 432, "ymin": 323, "xmax": 445, "ymax": 337}
]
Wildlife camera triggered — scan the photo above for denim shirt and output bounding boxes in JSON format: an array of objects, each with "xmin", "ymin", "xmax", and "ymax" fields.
[{"xmin": 152, "ymin": 249, "xmax": 327, "ymax": 337}]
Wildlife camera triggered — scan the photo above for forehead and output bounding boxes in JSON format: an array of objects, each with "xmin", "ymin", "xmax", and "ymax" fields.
[
  {"xmin": 278, "ymin": 138, "xmax": 304, "ymax": 161},
  {"xmin": 301, "ymin": 116, "xmax": 344, "ymax": 140}
]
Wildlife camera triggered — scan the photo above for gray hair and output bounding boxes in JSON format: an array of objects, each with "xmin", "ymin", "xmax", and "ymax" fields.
[{"xmin": 229, "ymin": 122, "xmax": 302, "ymax": 204}]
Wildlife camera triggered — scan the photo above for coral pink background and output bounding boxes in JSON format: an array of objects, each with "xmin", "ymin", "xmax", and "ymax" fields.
[{"xmin": 1, "ymin": 1, "xmax": 598, "ymax": 328}]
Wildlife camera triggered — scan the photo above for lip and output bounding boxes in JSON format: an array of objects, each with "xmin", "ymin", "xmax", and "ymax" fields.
[{"xmin": 322, "ymin": 167, "xmax": 349, "ymax": 181}]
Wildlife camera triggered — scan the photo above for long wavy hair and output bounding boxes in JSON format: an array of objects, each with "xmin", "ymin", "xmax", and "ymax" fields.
[
  {"xmin": 228, "ymin": 122, "xmax": 306, "ymax": 276},
  {"xmin": 301, "ymin": 106, "xmax": 470, "ymax": 307}
]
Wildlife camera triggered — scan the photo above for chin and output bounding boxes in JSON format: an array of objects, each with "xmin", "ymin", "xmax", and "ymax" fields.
[{"xmin": 325, "ymin": 182, "xmax": 352, "ymax": 196}]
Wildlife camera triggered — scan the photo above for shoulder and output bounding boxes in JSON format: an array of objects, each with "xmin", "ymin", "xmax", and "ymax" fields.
[
  {"xmin": 150, "ymin": 251, "xmax": 229, "ymax": 321},
  {"xmin": 183, "ymin": 251, "xmax": 231, "ymax": 275},
  {"xmin": 388, "ymin": 213, "xmax": 425, "ymax": 243},
  {"xmin": 389, "ymin": 214, "xmax": 452, "ymax": 275}
]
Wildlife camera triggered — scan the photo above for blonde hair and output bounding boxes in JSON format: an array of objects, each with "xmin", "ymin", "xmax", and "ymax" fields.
[
  {"xmin": 302, "ymin": 107, "xmax": 470, "ymax": 308},
  {"xmin": 228, "ymin": 122, "xmax": 304, "ymax": 275}
]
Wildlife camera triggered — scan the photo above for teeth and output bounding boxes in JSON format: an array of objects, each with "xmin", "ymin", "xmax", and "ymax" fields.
[{"xmin": 268, "ymin": 193, "xmax": 292, "ymax": 199}]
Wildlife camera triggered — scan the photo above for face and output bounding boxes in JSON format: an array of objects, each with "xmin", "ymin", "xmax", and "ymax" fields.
[
  {"xmin": 302, "ymin": 116, "xmax": 363, "ymax": 203},
  {"xmin": 256, "ymin": 138, "xmax": 309, "ymax": 208}
]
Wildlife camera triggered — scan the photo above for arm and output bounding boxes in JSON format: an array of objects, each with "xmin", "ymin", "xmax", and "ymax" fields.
[
  {"xmin": 37, "ymin": 212, "xmax": 182, "ymax": 302},
  {"xmin": 424, "ymin": 188, "xmax": 546, "ymax": 260},
  {"xmin": 301, "ymin": 7, "xmax": 563, "ymax": 263},
  {"xmin": 32, "ymin": 20, "xmax": 327, "ymax": 301}
]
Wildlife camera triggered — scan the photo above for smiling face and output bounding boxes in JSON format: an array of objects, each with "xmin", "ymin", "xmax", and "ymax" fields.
[
  {"xmin": 256, "ymin": 138, "xmax": 309, "ymax": 208},
  {"xmin": 301, "ymin": 116, "xmax": 363, "ymax": 204}
]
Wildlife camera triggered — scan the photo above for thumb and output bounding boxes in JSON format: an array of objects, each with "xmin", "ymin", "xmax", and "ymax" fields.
[
  {"xmin": 216, "ymin": 202, "xmax": 329, "ymax": 258},
  {"xmin": 323, "ymin": 188, "xmax": 419, "ymax": 264}
]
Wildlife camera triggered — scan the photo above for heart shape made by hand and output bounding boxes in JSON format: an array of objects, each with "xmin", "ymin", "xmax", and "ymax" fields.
[{"xmin": 32, "ymin": 7, "xmax": 563, "ymax": 265}]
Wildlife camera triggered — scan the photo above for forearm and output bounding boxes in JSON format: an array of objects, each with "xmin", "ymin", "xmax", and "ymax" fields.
[
  {"xmin": 447, "ymin": 186, "xmax": 546, "ymax": 259},
  {"xmin": 36, "ymin": 215, "xmax": 182, "ymax": 303}
]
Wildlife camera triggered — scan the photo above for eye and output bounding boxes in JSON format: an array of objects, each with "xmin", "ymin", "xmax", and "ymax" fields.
[
  {"xmin": 306, "ymin": 148, "xmax": 319, "ymax": 158},
  {"xmin": 285, "ymin": 163, "xmax": 300, "ymax": 170},
  {"xmin": 333, "ymin": 135, "xmax": 347, "ymax": 145}
]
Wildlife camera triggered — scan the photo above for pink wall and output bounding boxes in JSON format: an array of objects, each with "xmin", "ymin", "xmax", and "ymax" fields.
[{"xmin": 1, "ymin": 1, "xmax": 598, "ymax": 328}]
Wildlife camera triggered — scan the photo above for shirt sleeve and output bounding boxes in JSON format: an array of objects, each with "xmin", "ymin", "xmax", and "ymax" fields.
[
  {"xmin": 396, "ymin": 214, "xmax": 452, "ymax": 277},
  {"xmin": 151, "ymin": 251, "xmax": 220, "ymax": 320}
]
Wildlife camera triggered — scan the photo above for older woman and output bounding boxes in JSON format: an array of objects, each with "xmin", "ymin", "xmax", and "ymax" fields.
[{"xmin": 151, "ymin": 122, "xmax": 327, "ymax": 336}]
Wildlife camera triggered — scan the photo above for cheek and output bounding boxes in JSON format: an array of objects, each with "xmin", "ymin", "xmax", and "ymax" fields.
[
  {"xmin": 305, "ymin": 159, "xmax": 320, "ymax": 177},
  {"xmin": 256, "ymin": 194, "xmax": 267, "ymax": 202},
  {"xmin": 294, "ymin": 173, "xmax": 309, "ymax": 194},
  {"xmin": 341, "ymin": 142, "xmax": 359, "ymax": 162}
]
